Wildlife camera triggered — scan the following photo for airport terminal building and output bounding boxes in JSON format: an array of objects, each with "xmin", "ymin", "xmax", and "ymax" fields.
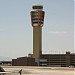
[
  {"xmin": 40, "ymin": 52, "xmax": 75, "ymax": 67},
  {"xmin": 12, "ymin": 52, "xmax": 75, "ymax": 67}
]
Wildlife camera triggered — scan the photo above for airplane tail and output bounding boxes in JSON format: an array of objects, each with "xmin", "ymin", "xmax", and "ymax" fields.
[{"xmin": 0, "ymin": 67, "xmax": 5, "ymax": 72}]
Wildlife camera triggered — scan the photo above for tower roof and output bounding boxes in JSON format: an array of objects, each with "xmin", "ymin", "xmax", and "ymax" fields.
[{"xmin": 32, "ymin": 5, "xmax": 43, "ymax": 10}]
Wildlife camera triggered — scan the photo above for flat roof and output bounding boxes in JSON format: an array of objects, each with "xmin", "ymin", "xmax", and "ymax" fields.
[{"xmin": 32, "ymin": 5, "xmax": 43, "ymax": 10}]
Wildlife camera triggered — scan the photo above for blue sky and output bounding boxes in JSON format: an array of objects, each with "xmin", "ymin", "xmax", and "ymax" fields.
[{"xmin": 0, "ymin": 0, "xmax": 74, "ymax": 58}]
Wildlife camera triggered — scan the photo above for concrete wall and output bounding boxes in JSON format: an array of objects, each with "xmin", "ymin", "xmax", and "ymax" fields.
[
  {"xmin": 12, "ymin": 57, "xmax": 35, "ymax": 66},
  {"xmin": 32, "ymin": 26, "xmax": 42, "ymax": 59}
]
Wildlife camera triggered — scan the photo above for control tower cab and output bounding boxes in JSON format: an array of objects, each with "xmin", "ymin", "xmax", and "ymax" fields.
[{"xmin": 31, "ymin": 5, "xmax": 45, "ymax": 27}]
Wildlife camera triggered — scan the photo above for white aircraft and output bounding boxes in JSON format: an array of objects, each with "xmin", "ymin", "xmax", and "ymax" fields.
[
  {"xmin": 0, "ymin": 71, "xmax": 12, "ymax": 75},
  {"xmin": 0, "ymin": 67, "xmax": 22, "ymax": 75},
  {"xmin": 0, "ymin": 67, "xmax": 12, "ymax": 75}
]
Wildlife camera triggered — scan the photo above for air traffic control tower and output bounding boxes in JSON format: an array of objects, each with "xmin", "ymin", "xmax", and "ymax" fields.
[{"xmin": 30, "ymin": 5, "xmax": 45, "ymax": 59}]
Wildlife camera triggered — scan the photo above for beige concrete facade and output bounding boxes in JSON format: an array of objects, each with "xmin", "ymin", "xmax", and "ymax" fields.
[{"xmin": 32, "ymin": 26, "xmax": 42, "ymax": 58}]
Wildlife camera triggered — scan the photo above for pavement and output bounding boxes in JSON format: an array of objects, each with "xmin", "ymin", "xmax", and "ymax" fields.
[{"xmin": 1, "ymin": 66, "xmax": 75, "ymax": 75}]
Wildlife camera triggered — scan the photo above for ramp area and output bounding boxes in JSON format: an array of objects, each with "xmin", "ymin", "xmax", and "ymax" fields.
[{"xmin": 2, "ymin": 66, "xmax": 75, "ymax": 75}]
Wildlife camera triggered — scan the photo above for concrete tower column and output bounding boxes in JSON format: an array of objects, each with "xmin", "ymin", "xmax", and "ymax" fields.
[
  {"xmin": 33, "ymin": 26, "xmax": 42, "ymax": 58},
  {"xmin": 30, "ymin": 5, "xmax": 45, "ymax": 59}
]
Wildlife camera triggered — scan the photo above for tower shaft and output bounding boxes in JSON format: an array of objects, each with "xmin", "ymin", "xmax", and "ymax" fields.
[{"xmin": 33, "ymin": 26, "xmax": 42, "ymax": 58}]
